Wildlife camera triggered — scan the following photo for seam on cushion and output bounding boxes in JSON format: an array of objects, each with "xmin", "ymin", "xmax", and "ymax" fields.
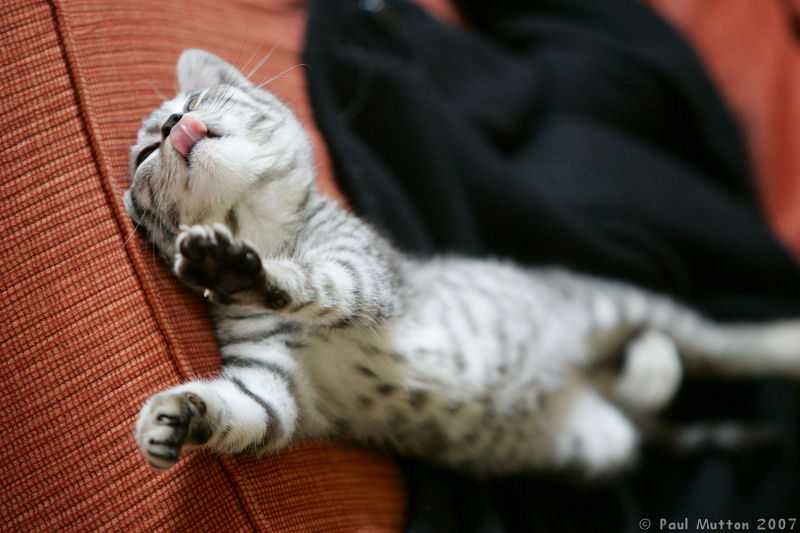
[
  {"xmin": 218, "ymin": 458, "xmax": 273, "ymax": 533},
  {"xmin": 46, "ymin": 2, "xmax": 260, "ymax": 532},
  {"xmin": 47, "ymin": 0, "xmax": 186, "ymax": 382}
]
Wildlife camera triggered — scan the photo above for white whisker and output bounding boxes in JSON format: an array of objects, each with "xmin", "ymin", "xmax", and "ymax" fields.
[
  {"xmin": 150, "ymin": 83, "xmax": 168, "ymax": 101},
  {"xmin": 246, "ymin": 40, "xmax": 281, "ymax": 81},
  {"xmin": 255, "ymin": 64, "xmax": 309, "ymax": 90},
  {"xmin": 233, "ymin": 24, "xmax": 252, "ymax": 73},
  {"xmin": 241, "ymin": 40, "xmax": 265, "ymax": 78},
  {"xmin": 121, "ymin": 216, "xmax": 143, "ymax": 249},
  {"xmin": 214, "ymin": 85, "xmax": 237, "ymax": 113}
]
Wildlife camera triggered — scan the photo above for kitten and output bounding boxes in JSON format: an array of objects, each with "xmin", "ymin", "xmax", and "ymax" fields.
[{"xmin": 126, "ymin": 49, "xmax": 800, "ymax": 477}]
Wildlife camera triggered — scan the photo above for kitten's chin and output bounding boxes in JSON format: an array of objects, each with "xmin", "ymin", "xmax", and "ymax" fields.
[{"xmin": 186, "ymin": 139, "xmax": 211, "ymax": 165}]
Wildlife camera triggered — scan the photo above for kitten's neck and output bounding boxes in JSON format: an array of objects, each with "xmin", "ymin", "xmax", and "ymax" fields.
[
  {"xmin": 223, "ymin": 161, "xmax": 317, "ymax": 258},
  {"xmin": 236, "ymin": 188, "xmax": 325, "ymax": 259}
]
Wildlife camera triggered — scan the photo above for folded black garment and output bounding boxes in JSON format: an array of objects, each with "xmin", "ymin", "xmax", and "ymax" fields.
[{"xmin": 304, "ymin": 0, "xmax": 800, "ymax": 530}]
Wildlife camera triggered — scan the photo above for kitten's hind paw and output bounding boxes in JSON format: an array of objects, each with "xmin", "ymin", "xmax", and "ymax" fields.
[
  {"xmin": 135, "ymin": 391, "xmax": 210, "ymax": 470},
  {"xmin": 554, "ymin": 388, "xmax": 639, "ymax": 479},
  {"xmin": 615, "ymin": 330, "xmax": 682, "ymax": 413},
  {"xmin": 174, "ymin": 224, "xmax": 290, "ymax": 308}
]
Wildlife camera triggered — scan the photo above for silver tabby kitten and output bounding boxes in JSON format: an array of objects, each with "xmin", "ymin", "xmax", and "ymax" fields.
[{"xmin": 127, "ymin": 49, "xmax": 800, "ymax": 477}]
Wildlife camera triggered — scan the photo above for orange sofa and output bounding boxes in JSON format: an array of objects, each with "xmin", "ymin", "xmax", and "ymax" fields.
[
  {"xmin": 1, "ymin": 1, "xmax": 405, "ymax": 530},
  {"xmin": 3, "ymin": 0, "xmax": 799, "ymax": 530}
]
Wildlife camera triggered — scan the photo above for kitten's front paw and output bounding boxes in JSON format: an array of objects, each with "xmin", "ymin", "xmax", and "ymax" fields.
[
  {"xmin": 135, "ymin": 391, "xmax": 210, "ymax": 470},
  {"xmin": 175, "ymin": 224, "xmax": 290, "ymax": 308}
]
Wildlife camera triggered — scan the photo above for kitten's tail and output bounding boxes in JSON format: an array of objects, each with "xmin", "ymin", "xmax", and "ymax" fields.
[{"xmin": 623, "ymin": 295, "xmax": 800, "ymax": 378}]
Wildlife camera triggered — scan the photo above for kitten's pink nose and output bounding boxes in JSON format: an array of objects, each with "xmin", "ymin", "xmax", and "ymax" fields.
[{"xmin": 169, "ymin": 114, "xmax": 207, "ymax": 157}]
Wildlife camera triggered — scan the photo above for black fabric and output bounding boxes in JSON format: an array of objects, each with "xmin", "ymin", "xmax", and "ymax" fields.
[{"xmin": 303, "ymin": 0, "xmax": 800, "ymax": 530}]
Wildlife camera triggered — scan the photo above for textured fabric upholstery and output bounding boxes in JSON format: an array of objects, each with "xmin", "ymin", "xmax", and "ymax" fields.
[{"xmin": 1, "ymin": 0, "xmax": 403, "ymax": 530}]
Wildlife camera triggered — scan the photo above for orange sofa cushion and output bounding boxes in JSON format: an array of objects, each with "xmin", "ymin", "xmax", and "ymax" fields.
[{"xmin": 1, "ymin": 0, "xmax": 404, "ymax": 530}]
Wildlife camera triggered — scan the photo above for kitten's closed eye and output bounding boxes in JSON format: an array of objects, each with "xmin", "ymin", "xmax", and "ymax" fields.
[
  {"xmin": 184, "ymin": 93, "xmax": 200, "ymax": 112},
  {"xmin": 135, "ymin": 142, "xmax": 160, "ymax": 169}
]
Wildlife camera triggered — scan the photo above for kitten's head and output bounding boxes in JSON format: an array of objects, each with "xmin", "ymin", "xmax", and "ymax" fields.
[{"xmin": 124, "ymin": 49, "xmax": 314, "ymax": 261}]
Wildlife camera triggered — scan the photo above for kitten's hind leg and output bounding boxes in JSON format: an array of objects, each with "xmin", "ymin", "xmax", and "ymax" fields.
[{"xmin": 547, "ymin": 386, "xmax": 639, "ymax": 478}]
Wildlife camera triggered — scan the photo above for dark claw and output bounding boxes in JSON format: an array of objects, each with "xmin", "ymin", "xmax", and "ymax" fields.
[
  {"xmin": 210, "ymin": 236, "xmax": 227, "ymax": 260},
  {"xmin": 264, "ymin": 285, "xmax": 291, "ymax": 309},
  {"xmin": 156, "ymin": 413, "xmax": 185, "ymax": 427},
  {"xmin": 243, "ymin": 251, "xmax": 261, "ymax": 275},
  {"xmin": 180, "ymin": 235, "xmax": 204, "ymax": 260},
  {"xmin": 149, "ymin": 449, "xmax": 179, "ymax": 462},
  {"xmin": 185, "ymin": 393, "xmax": 207, "ymax": 416},
  {"xmin": 149, "ymin": 436, "xmax": 181, "ymax": 447}
]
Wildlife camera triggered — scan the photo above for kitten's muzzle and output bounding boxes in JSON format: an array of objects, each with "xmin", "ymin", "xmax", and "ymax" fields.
[
  {"xmin": 161, "ymin": 113, "xmax": 183, "ymax": 140},
  {"xmin": 163, "ymin": 113, "xmax": 207, "ymax": 158}
]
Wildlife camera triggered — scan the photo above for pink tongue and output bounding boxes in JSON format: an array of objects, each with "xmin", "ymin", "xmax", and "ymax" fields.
[{"xmin": 169, "ymin": 114, "xmax": 207, "ymax": 157}]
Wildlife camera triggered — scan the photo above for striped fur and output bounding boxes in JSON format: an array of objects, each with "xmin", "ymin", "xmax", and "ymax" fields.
[{"xmin": 129, "ymin": 50, "xmax": 800, "ymax": 477}]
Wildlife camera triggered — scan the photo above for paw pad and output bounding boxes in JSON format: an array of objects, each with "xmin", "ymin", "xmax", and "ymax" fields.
[
  {"xmin": 137, "ymin": 391, "xmax": 210, "ymax": 471},
  {"xmin": 175, "ymin": 224, "xmax": 264, "ymax": 298}
]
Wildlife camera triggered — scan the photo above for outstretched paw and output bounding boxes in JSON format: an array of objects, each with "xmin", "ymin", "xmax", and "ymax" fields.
[
  {"xmin": 175, "ymin": 224, "xmax": 289, "ymax": 308},
  {"xmin": 136, "ymin": 391, "xmax": 211, "ymax": 470}
]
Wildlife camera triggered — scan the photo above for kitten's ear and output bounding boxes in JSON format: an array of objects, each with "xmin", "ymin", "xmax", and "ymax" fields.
[{"xmin": 176, "ymin": 49, "xmax": 253, "ymax": 93}]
